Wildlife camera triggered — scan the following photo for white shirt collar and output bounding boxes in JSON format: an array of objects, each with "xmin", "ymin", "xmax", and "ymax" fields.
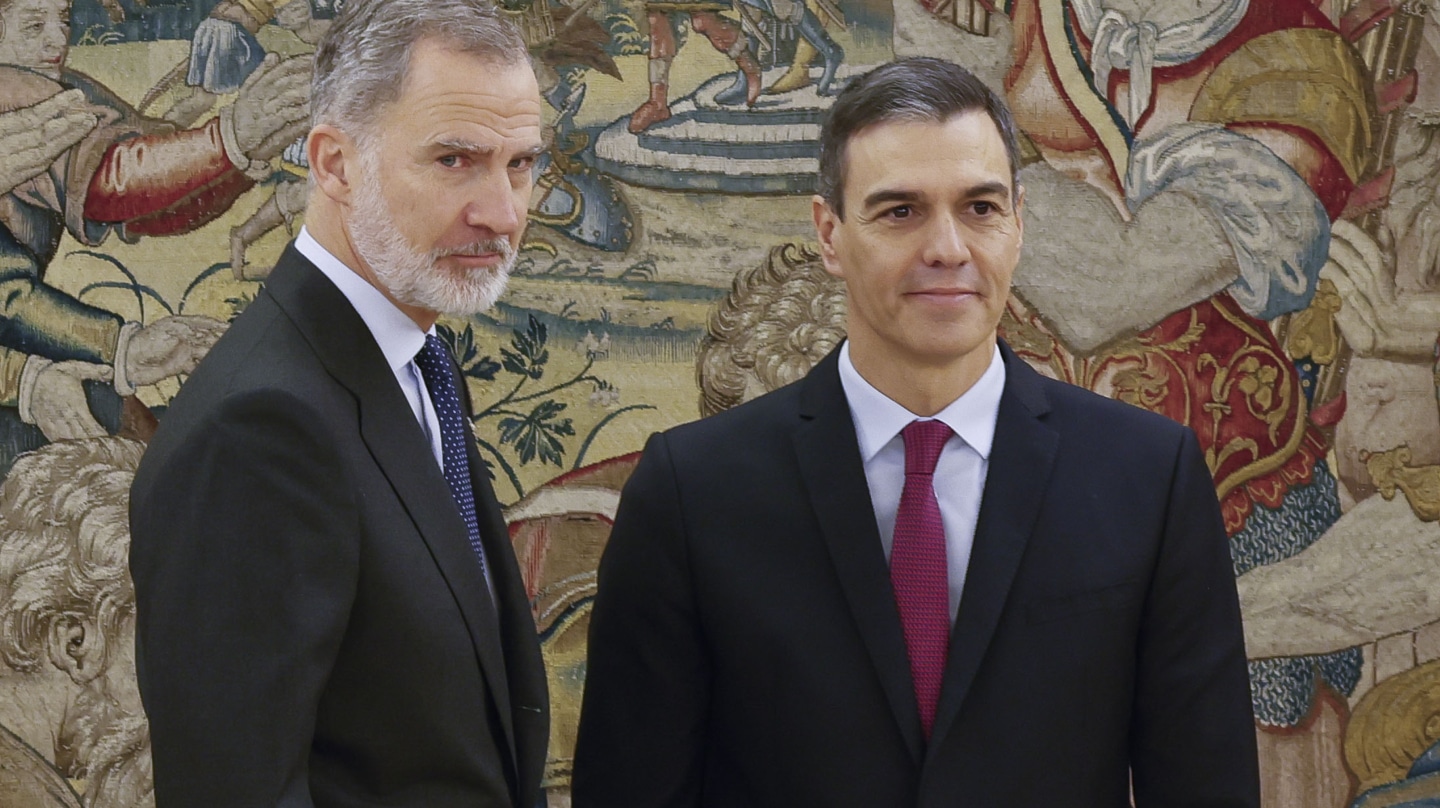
[
  {"xmin": 295, "ymin": 226, "xmax": 431, "ymax": 370},
  {"xmin": 838, "ymin": 340, "xmax": 1006, "ymax": 462}
]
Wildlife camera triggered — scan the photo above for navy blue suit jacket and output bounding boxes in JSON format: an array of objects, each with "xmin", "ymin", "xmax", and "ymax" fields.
[{"xmin": 573, "ymin": 342, "xmax": 1258, "ymax": 806}]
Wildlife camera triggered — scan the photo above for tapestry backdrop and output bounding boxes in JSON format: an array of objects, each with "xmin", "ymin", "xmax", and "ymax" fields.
[{"xmin": 0, "ymin": 0, "xmax": 1438, "ymax": 804}]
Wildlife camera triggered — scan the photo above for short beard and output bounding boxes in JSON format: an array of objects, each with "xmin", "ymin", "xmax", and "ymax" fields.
[{"xmin": 348, "ymin": 146, "xmax": 515, "ymax": 316}]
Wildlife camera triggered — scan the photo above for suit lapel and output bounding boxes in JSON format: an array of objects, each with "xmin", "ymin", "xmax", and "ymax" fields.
[
  {"xmin": 462, "ymin": 380, "xmax": 549, "ymax": 805},
  {"xmin": 927, "ymin": 343, "xmax": 1059, "ymax": 756},
  {"xmin": 262, "ymin": 247, "xmax": 521, "ymax": 775},
  {"xmin": 793, "ymin": 351, "xmax": 926, "ymax": 763}
]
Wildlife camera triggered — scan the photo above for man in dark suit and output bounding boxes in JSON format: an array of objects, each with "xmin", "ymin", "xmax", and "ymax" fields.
[
  {"xmin": 572, "ymin": 57, "xmax": 1259, "ymax": 806},
  {"xmin": 128, "ymin": 1, "xmax": 548, "ymax": 804}
]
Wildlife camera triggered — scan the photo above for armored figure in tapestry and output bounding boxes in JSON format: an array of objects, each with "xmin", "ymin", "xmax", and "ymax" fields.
[{"xmin": 625, "ymin": 0, "xmax": 847, "ymax": 132}]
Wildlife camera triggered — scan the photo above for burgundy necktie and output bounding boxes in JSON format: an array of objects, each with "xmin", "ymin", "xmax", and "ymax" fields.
[{"xmin": 891, "ymin": 419, "xmax": 953, "ymax": 739}]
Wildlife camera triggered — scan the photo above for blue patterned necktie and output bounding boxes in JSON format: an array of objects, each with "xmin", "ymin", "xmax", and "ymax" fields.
[{"xmin": 414, "ymin": 334, "xmax": 489, "ymax": 581}]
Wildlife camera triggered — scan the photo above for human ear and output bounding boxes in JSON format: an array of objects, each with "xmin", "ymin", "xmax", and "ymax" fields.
[
  {"xmin": 812, "ymin": 195, "xmax": 844, "ymax": 279},
  {"xmin": 307, "ymin": 123, "xmax": 357, "ymax": 206}
]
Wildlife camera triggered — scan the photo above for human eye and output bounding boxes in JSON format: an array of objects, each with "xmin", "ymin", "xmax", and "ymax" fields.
[
  {"xmin": 883, "ymin": 204, "xmax": 914, "ymax": 220},
  {"xmin": 437, "ymin": 154, "xmax": 464, "ymax": 168},
  {"xmin": 509, "ymin": 153, "xmax": 538, "ymax": 172},
  {"xmin": 971, "ymin": 198, "xmax": 1009, "ymax": 217}
]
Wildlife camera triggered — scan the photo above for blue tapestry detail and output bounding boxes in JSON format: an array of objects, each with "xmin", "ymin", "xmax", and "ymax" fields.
[
  {"xmin": 1294, "ymin": 358, "xmax": 1320, "ymax": 406},
  {"xmin": 1231, "ymin": 459, "xmax": 1356, "ymax": 726},
  {"xmin": 1412, "ymin": 739, "xmax": 1440, "ymax": 779},
  {"xmin": 1316, "ymin": 646, "xmax": 1363, "ymax": 697},
  {"xmin": 1352, "ymin": 769, "xmax": 1440, "ymax": 807},
  {"xmin": 71, "ymin": 0, "xmax": 225, "ymax": 44},
  {"xmin": 1249, "ymin": 657, "xmax": 1317, "ymax": 727},
  {"xmin": 187, "ymin": 18, "xmax": 265, "ymax": 93},
  {"xmin": 1230, "ymin": 460, "xmax": 1342, "ymax": 576},
  {"xmin": 1248, "ymin": 649, "xmax": 1360, "ymax": 727}
]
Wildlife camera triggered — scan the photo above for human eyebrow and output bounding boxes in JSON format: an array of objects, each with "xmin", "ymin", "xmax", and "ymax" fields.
[
  {"xmin": 860, "ymin": 188, "xmax": 922, "ymax": 211},
  {"xmin": 964, "ymin": 181, "xmax": 1014, "ymax": 203},
  {"xmin": 432, "ymin": 137, "xmax": 495, "ymax": 157}
]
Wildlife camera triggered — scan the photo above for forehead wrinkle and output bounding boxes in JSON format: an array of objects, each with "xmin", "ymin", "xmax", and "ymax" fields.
[
  {"xmin": 418, "ymin": 92, "xmax": 543, "ymax": 121},
  {"xmin": 389, "ymin": 58, "xmax": 548, "ymax": 158},
  {"xmin": 412, "ymin": 105, "xmax": 542, "ymax": 145},
  {"xmin": 851, "ymin": 150, "xmax": 1013, "ymax": 207}
]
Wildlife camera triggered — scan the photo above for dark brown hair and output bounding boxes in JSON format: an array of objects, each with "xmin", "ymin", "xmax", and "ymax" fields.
[{"xmin": 816, "ymin": 57, "xmax": 1021, "ymax": 218}]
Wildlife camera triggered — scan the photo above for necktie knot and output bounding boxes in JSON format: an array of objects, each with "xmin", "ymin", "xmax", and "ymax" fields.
[
  {"xmin": 902, "ymin": 419, "xmax": 952, "ymax": 476},
  {"xmin": 415, "ymin": 334, "xmax": 454, "ymax": 393}
]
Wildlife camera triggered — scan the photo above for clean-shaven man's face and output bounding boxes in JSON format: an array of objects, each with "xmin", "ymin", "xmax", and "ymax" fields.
[{"xmin": 815, "ymin": 110, "xmax": 1024, "ymax": 377}]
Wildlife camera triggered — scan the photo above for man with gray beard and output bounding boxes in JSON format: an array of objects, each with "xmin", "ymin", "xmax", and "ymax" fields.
[{"xmin": 127, "ymin": 1, "xmax": 550, "ymax": 805}]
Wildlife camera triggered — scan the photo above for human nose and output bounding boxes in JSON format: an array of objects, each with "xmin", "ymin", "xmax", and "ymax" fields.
[
  {"xmin": 463, "ymin": 171, "xmax": 525, "ymax": 237},
  {"xmin": 921, "ymin": 212, "xmax": 972, "ymax": 268}
]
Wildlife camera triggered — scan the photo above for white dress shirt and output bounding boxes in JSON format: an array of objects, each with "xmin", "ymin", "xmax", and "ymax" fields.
[
  {"xmin": 295, "ymin": 227, "xmax": 446, "ymax": 470},
  {"xmin": 837, "ymin": 341, "xmax": 1006, "ymax": 623}
]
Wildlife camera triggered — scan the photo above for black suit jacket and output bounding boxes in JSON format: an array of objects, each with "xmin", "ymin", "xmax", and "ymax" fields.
[
  {"xmin": 572, "ymin": 343, "xmax": 1258, "ymax": 806},
  {"xmin": 130, "ymin": 246, "xmax": 548, "ymax": 807}
]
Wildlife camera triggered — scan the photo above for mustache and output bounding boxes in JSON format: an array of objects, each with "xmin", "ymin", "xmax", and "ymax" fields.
[{"xmin": 434, "ymin": 238, "xmax": 515, "ymax": 262}]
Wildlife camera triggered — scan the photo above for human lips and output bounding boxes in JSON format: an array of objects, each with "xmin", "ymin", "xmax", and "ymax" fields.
[
  {"xmin": 444, "ymin": 251, "xmax": 505, "ymax": 268},
  {"xmin": 907, "ymin": 287, "xmax": 978, "ymax": 303},
  {"xmin": 437, "ymin": 239, "xmax": 513, "ymax": 269}
]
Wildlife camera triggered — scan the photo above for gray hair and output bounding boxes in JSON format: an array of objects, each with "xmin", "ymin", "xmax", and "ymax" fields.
[
  {"xmin": 816, "ymin": 57, "xmax": 1021, "ymax": 219},
  {"xmin": 0, "ymin": 437, "xmax": 143, "ymax": 676},
  {"xmin": 311, "ymin": 0, "xmax": 530, "ymax": 138}
]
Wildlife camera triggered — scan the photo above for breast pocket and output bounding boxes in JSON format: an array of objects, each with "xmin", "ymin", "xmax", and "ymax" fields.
[{"xmin": 1026, "ymin": 579, "xmax": 1146, "ymax": 625}]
